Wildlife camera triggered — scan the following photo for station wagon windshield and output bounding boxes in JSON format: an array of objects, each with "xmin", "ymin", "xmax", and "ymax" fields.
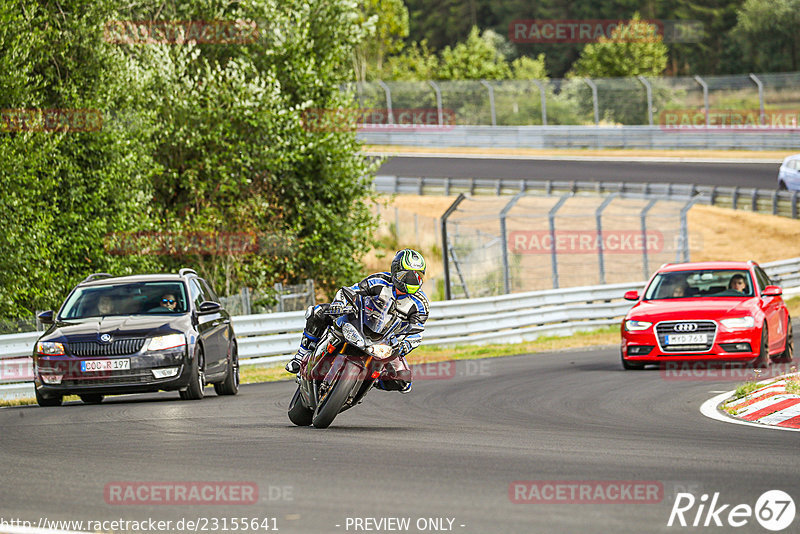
[
  {"xmin": 644, "ymin": 269, "xmax": 754, "ymax": 300},
  {"xmin": 59, "ymin": 282, "xmax": 188, "ymax": 319}
]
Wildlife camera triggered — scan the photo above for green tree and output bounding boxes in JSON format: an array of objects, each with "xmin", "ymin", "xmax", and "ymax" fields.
[
  {"xmin": 570, "ymin": 14, "xmax": 669, "ymax": 77},
  {"xmin": 511, "ymin": 53, "xmax": 548, "ymax": 80},
  {"xmin": 352, "ymin": 0, "xmax": 410, "ymax": 81},
  {"xmin": 439, "ymin": 26, "xmax": 512, "ymax": 80},
  {"xmin": 0, "ymin": 0, "xmax": 162, "ymax": 323},
  {"xmin": 383, "ymin": 40, "xmax": 440, "ymax": 80},
  {"xmin": 733, "ymin": 0, "xmax": 800, "ymax": 71}
]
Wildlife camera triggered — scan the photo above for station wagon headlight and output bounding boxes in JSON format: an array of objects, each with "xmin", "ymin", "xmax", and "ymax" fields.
[
  {"xmin": 625, "ymin": 320, "xmax": 653, "ymax": 332},
  {"xmin": 36, "ymin": 341, "xmax": 65, "ymax": 356},
  {"xmin": 146, "ymin": 334, "xmax": 186, "ymax": 351},
  {"xmin": 720, "ymin": 317, "xmax": 755, "ymax": 329}
]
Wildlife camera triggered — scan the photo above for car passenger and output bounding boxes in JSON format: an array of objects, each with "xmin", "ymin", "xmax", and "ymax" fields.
[{"xmin": 150, "ymin": 293, "xmax": 178, "ymax": 312}]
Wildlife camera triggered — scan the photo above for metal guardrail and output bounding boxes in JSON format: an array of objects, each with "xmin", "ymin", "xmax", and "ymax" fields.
[
  {"xmin": 3, "ymin": 256, "xmax": 800, "ymax": 397},
  {"xmin": 357, "ymin": 125, "xmax": 800, "ymax": 151},
  {"xmin": 374, "ymin": 176, "xmax": 800, "ymax": 219}
]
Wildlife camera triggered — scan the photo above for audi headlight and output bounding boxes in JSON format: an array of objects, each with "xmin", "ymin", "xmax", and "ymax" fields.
[
  {"xmin": 36, "ymin": 341, "xmax": 65, "ymax": 356},
  {"xmin": 146, "ymin": 334, "xmax": 186, "ymax": 351},
  {"xmin": 341, "ymin": 322, "xmax": 365, "ymax": 348},
  {"xmin": 720, "ymin": 317, "xmax": 755, "ymax": 329},
  {"xmin": 625, "ymin": 320, "xmax": 653, "ymax": 332},
  {"xmin": 368, "ymin": 344, "xmax": 394, "ymax": 360}
]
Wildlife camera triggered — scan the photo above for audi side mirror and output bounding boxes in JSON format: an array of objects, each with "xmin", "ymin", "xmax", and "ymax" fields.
[
  {"xmin": 37, "ymin": 310, "xmax": 54, "ymax": 324},
  {"xmin": 197, "ymin": 301, "xmax": 221, "ymax": 314},
  {"xmin": 762, "ymin": 285, "xmax": 783, "ymax": 297},
  {"xmin": 623, "ymin": 291, "xmax": 640, "ymax": 301}
]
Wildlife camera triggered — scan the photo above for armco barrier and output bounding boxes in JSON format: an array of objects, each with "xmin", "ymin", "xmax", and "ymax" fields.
[
  {"xmin": 2, "ymin": 257, "xmax": 800, "ymax": 397},
  {"xmin": 374, "ymin": 176, "xmax": 800, "ymax": 219},
  {"xmin": 357, "ymin": 125, "xmax": 800, "ymax": 151}
]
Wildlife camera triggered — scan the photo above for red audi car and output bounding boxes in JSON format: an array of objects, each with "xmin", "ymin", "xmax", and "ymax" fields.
[{"xmin": 620, "ymin": 261, "xmax": 793, "ymax": 369}]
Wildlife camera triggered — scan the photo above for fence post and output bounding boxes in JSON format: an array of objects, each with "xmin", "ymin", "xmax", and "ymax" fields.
[
  {"xmin": 441, "ymin": 194, "xmax": 466, "ymax": 300},
  {"xmin": 732, "ymin": 186, "xmax": 739, "ymax": 210},
  {"xmin": 480, "ymin": 80, "xmax": 497, "ymax": 126},
  {"xmin": 376, "ymin": 80, "xmax": 394, "ymax": 124},
  {"xmin": 500, "ymin": 192, "xmax": 526, "ymax": 294},
  {"xmin": 532, "ymin": 79, "xmax": 547, "ymax": 125},
  {"xmin": 793, "ymin": 191, "xmax": 799, "ymax": 219},
  {"xmin": 640, "ymin": 199, "xmax": 658, "ymax": 280},
  {"xmin": 596, "ymin": 193, "xmax": 618, "ymax": 285},
  {"xmin": 583, "ymin": 78, "xmax": 600, "ymax": 125},
  {"xmin": 241, "ymin": 287, "xmax": 251, "ymax": 315},
  {"xmin": 680, "ymin": 196, "xmax": 704, "ymax": 261},
  {"xmin": 305, "ymin": 279, "xmax": 316, "ymax": 307},
  {"xmin": 693, "ymin": 75, "xmax": 709, "ymax": 126},
  {"xmin": 549, "ymin": 194, "xmax": 572, "ymax": 289},
  {"xmin": 273, "ymin": 282, "xmax": 284, "ymax": 313},
  {"xmin": 749, "ymin": 73, "xmax": 765, "ymax": 125},
  {"xmin": 428, "ymin": 80, "xmax": 443, "ymax": 126},
  {"xmin": 637, "ymin": 75, "xmax": 654, "ymax": 126}
]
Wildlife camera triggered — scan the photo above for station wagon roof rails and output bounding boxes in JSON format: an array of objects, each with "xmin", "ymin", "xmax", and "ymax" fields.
[
  {"xmin": 179, "ymin": 268, "xmax": 197, "ymax": 277},
  {"xmin": 81, "ymin": 272, "xmax": 113, "ymax": 284}
]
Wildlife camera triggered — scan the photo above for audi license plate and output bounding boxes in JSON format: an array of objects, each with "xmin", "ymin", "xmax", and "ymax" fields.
[
  {"xmin": 81, "ymin": 359, "xmax": 130, "ymax": 372},
  {"xmin": 665, "ymin": 334, "xmax": 707, "ymax": 345}
]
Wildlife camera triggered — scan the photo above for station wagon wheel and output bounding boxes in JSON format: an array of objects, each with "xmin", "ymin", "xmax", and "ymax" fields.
[
  {"xmin": 79, "ymin": 394, "xmax": 104, "ymax": 404},
  {"xmin": 772, "ymin": 319, "xmax": 794, "ymax": 364},
  {"xmin": 214, "ymin": 342, "xmax": 239, "ymax": 396},
  {"xmin": 35, "ymin": 388, "xmax": 62, "ymax": 407},
  {"xmin": 180, "ymin": 347, "xmax": 205, "ymax": 400},
  {"xmin": 621, "ymin": 350, "xmax": 644, "ymax": 370},
  {"xmin": 753, "ymin": 327, "xmax": 770, "ymax": 368}
]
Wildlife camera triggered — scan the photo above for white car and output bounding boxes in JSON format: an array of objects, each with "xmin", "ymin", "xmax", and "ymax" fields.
[{"xmin": 778, "ymin": 155, "xmax": 800, "ymax": 191}]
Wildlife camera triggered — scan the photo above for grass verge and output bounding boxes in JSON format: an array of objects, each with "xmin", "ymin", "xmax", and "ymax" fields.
[{"xmin": 2, "ymin": 326, "xmax": 619, "ymax": 407}]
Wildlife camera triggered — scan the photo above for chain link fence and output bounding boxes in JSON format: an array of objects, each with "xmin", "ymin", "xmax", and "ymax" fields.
[
  {"xmin": 348, "ymin": 72, "xmax": 800, "ymax": 127},
  {"xmin": 441, "ymin": 193, "xmax": 698, "ymax": 299}
]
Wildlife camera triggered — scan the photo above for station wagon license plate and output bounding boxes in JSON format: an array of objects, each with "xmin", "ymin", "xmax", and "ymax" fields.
[
  {"xmin": 81, "ymin": 359, "xmax": 130, "ymax": 372},
  {"xmin": 665, "ymin": 334, "xmax": 707, "ymax": 345}
]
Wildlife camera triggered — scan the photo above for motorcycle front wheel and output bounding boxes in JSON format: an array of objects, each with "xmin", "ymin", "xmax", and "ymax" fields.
[
  {"xmin": 288, "ymin": 386, "xmax": 313, "ymax": 426},
  {"xmin": 312, "ymin": 360, "xmax": 360, "ymax": 429}
]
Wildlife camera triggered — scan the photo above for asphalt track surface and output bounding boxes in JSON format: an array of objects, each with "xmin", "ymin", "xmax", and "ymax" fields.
[
  {"xmin": 377, "ymin": 156, "xmax": 780, "ymax": 189},
  {"xmin": 2, "ymin": 346, "xmax": 798, "ymax": 534}
]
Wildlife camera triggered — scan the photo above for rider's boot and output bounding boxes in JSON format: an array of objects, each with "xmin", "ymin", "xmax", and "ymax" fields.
[{"xmin": 285, "ymin": 334, "xmax": 318, "ymax": 374}]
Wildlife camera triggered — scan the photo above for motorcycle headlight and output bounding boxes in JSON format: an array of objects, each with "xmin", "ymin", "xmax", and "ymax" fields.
[
  {"xmin": 36, "ymin": 341, "xmax": 65, "ymax": 356},
  {"xmin": 625, "ymin": 320, "xmax": 653, "ymax": 332},
  {"xmin": 720, "ymin": 317, "xmax": 755, "ymax": 329},
  {"xmin": 342, "ymin": 322, "xmax": 365, "ymax": 348},
  {"xmin": 368, "ymin": 344, "xmax": 394, "ymax": 360},
  {"xmin": 146, "ymin": 334, "xmax": 186, "ymax": 351}
]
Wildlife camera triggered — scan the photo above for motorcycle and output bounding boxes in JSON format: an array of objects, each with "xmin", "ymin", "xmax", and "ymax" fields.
[{"xmin": 287, "ymin": 286, "xmax": 419, "ymax": 428}]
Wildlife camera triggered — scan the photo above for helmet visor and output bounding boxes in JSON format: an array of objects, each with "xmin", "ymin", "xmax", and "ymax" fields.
[{"xmin": 396, "ymin": 270, "xmax": 424, "ymax": 294}]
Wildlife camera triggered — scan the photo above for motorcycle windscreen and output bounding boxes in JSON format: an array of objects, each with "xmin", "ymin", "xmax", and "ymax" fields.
[{"xmin": 362, "ymin": 294, "xmax": 393, "ymax": 335}]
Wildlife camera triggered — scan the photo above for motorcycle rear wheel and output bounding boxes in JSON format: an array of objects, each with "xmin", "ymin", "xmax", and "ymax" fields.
[{"xmin": 312, "ymin": 361, "xmax": 360, "ymax": 429}]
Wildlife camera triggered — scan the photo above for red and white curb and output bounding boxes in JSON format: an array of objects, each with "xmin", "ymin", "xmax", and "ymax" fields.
[{"xmin": 701, "ymin": 373, "xmax": 800, "ymax": 432}]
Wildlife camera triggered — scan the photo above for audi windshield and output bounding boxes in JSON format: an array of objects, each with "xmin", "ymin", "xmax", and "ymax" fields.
[
  {"xmin": 59, "ymin": 282, "xmax": 188, "ymax": 319},
  {"xmin": 644, "ymin": 269, "xmax": 755, "ymax": 300}
]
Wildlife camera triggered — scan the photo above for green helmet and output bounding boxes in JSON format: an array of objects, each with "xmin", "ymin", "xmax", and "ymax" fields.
[{"xmin": 390, "ymin": 249, "xmax": 426, "ymax": 294}]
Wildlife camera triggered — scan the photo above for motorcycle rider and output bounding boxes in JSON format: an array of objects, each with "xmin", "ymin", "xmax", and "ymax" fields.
[{"xmin": 285, "ymin": 249, "xmax": 429, "ymax": 393}]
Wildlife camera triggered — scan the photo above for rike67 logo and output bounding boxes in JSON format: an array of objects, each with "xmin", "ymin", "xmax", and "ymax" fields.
[{"xmin": 668, "ymin": 490, "xmax": 795, "ymax": 531}]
